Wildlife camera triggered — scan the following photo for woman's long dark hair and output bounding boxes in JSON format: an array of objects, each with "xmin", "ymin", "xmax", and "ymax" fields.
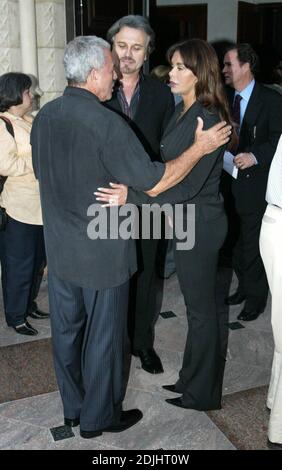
[
  {"xmin": 0, "ymin": 72, "xmax": 31, "ymax": 112},
  {"xmin": 167, "ymin": 39, "xmax": 232, "ymax": 125}
]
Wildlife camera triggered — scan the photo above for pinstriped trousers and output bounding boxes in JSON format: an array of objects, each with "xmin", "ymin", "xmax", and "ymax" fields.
[
  {"xmin": 48, "ymin": 272, "xmax": 129, "ymax": 431},
  {"xmin": 260, "ymin": 204, "xmax": 282, "ymax": 444}
]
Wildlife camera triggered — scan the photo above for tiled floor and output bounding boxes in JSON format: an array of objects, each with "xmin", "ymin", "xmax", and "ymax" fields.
[{"xmin": 0, "ymin": 268, "xmax": 273, "ymax": 450}]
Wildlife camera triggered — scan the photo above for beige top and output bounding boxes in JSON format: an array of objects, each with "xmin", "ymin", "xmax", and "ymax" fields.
[{"xmin": 0, "ymin": 111, "xmax": 42, "ymax": 225}]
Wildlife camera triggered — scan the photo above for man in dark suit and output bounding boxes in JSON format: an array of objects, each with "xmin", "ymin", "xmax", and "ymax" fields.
[
  {"xmin": 31, "ymin": 36, "xmax": 230, "ymax": 438},
  {"xmin": 222, "ymin": 43, "xmax": 282, "ymax": 321},
  {"xmin": 106, "ymin": 15, "xmax": 175, "ymax": 374}
]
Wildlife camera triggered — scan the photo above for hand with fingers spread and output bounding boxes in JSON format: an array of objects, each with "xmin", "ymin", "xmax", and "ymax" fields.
[
  {"xmin": 94, "ymin": 182, "xmax": 128, "ymax": 207},
  {"xmin": 195, "ymin": 117, "xmax": 232, "ymax": 155}
]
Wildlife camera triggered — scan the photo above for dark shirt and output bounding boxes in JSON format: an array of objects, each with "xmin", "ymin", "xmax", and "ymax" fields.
[
  {"xmin": 31, "ymin": 86, "xmax": 165, "ymax": 289},
  {"xmin": 116, "ymin": 78, "xmax": 141, "ymax": 120},
  {"xmin": 106, "ymin": 75, "xmax": 175, "ymax": 161}
]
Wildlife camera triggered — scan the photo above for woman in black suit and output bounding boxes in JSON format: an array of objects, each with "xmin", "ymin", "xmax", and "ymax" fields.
[{"xmin": 96, "ymin": 39, "xmax": 233, "ymax": 411}]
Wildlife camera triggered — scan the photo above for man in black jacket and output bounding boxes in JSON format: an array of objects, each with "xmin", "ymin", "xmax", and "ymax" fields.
[
  {"xmin": 222, "ymin": 43, "xmax": 282, "ymax": 321},
  {"xmin": 106, "ymin": 15, "xmax": 175, "ymax": 374}
]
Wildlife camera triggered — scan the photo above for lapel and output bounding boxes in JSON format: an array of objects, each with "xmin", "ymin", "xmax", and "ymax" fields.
[
  {"xmin": 239, "ymin": 83, "xmax": 263, "ymax": 146},
  {"xmin": 106, "ymin": 75, "xmax": 155, "ymax": 123},
  {"xmin": 241, "ymin": 82, "xmax": 263, "ymax": 129},
  {"xmin": 162, "ymin": 101, "xmax": 201, "ymax": 142},
  {"xmin": 106, "ymin": 90, "xmax": 122, "ymax": 113},
  {"xmin": 133, "ymin": 76, "xmax": 155, "ymax": 124},
  {"xmin": 161, "ymin": 108, "xmax": 180, "ymax": 139}
]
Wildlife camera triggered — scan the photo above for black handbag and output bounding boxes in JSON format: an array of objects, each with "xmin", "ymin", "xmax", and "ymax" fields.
[{"xmin": 0, "ymin": 116, "xmax": 14, "ymax": 231}]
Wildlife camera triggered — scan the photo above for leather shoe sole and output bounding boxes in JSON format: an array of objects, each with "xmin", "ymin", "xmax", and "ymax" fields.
[
  {"xmin": 64, "ymin": 417, "xmax": 80, "ymax": 427},
  {"xmin": 225, "ymin": 292, "xmax": 246, "ymax": 306},
  {"xmin": 80, "ymin": 409, "xmax": 143, "ymax": 439},
  {"xmin": 162, "ymin": 384, "xmax": 181, "ymax": 394},
  {"xmin": 166, "ymin": 397, "xmax": 221, "ymax": 411}
]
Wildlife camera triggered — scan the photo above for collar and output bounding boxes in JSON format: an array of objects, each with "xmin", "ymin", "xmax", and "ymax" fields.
[
  {"xmin": 1, "ymin": 111, "xmax": 23, "ymax": 121},
  {"xmin": 64, "ymin": 86, "xmax": 100, "ymax": 103},
  {"xmin": 235, "ymin": 79, "xmax": 255, "ymax": 102},
  {"xmin": 114, "ymin": 71, "xmax": 144, "ymax": 91}
]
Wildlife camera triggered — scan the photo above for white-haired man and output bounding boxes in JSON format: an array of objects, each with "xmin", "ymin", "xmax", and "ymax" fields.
[{"xmin": 31, "ymin": 36, "xmax": 230, "ymax": 438}]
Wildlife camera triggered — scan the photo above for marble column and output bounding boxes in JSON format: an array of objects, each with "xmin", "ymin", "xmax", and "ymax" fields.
[
  {"xmin": 0, "ymin": 0, "xmax": 21, "ymax": 74},
  {"xmin": 18, "ymin": 0, "xmax": 38, "ymax": 76}
]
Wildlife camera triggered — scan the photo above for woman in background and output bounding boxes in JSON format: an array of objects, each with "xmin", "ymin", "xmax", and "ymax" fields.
[{"xmin": 0, "ymin": 72, "xmax": 48, "ymax": 336}]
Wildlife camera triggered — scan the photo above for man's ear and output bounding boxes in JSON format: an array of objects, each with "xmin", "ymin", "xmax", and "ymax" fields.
[
  {"xmin": 89, "ymin": 68, "xmax": 98, "ymax": 81},
  {"xmin": 86, "ymin": 68, "xmax": 98, "ymax": 89},
  {"xmin": 242, "ymin": 62, "xmax": 251, "ymax": 74}
]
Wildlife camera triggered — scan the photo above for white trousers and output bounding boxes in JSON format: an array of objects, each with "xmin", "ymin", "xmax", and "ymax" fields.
[{"xmin": 260, "ymin": 204, "xmax": 282, "ymax": 443}]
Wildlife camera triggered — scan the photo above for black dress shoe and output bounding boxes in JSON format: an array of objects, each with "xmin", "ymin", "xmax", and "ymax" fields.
[
  {"xmin": 29, "ymin": 308, "xmax": 50, "ymax": 319},
  {"xmin": 225, "ymin": 291, "xmax": 246, "ymax": 305},
  {"xmin": 79, "ymin": 429, "xmax": 102, "ymax": 439},
  {"xmin": 162, "ymin": 384, "xmax": 181, "ymax": 393},
  {"xmin": 166, "ymin": 397, "xmax": 187, "ymax": 409},
  {"xmin": 237, "ymin": 305, "xmax": 265, "ymax": 321},
  {"xmin": 13, "ymin": 321, "xmax": 38, "ymax": 336},
  {"xmin": 80, "ymin": 409, "xmax": 143, "ymax": 439},
  {"xmin": 166, "ymin": 397, "xmax": 221, "ymax": 411},
  {"xmin": 133, "ymin": 348, "xmax": 164, "ymax": 374},
  {"xmin": 64, "ymin": 417, "xmax": 80, "ymax": 427}
]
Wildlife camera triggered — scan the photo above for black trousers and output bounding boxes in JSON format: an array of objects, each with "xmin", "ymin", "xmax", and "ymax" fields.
[
  {"xmin": 48, "ymin": 273, "xmax": 129, "ymax": 431},
  {"xmin": 232, "ymin": 208, "xmax": 269, "ymax": 310},
  {"xmin": 174, "ymin": 210, "xmax": 228, "ymax": 410},
  {"xmin": 129, "ymin": 237, "xmax": 159, "ymax": 351},
  {"xmin": 0, "ymin": 215, "xmax": 46, "ymax": 327}
]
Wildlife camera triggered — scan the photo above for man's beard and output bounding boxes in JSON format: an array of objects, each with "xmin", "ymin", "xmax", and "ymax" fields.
[
  {"xmin": 120, "ymin": 64, "xmax": 135, "ymax": 74},
  {"xmin": 119, "ymin": 58, "xmax": 136, "ymax": 74}
]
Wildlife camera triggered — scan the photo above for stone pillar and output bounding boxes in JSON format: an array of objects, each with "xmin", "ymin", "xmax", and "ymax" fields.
[
  {"xmin": 0, "ymin": 0, "xmax": 21, "ymax": 74},
  {"xmin": 207, "ymin": 0, "xmax": 238, "ymax": 43},
  {"xmin": 19, "ymin": 0, "xmax": 38, "ymax": 76},
  {"xmin": 36, "ymin": 0, "xmax": 67, "ymax": 106}
]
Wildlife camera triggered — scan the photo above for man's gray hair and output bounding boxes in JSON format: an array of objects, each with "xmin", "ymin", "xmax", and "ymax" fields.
[
  {"xmin": 63, "ymin": 36, "xmax": 111, "ymax": 84},
  {"xmin": 107, "ymin": 15, "xmax": 155, "ymax": 55}
]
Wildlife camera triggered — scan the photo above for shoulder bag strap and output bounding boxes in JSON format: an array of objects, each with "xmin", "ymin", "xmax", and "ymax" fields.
[{"xmin": 0, "ymin": 116, "xmax": 15, "ymax": 192}]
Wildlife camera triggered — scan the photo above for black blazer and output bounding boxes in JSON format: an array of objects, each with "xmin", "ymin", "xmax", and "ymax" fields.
[
  {"xmin": 128, "ymin": 101, "xmax": 226, "ymax": 222},
  {"xmin": 105, "ymin": 75, "xmax": 175, "ymax": 161},
  {"xmin": 226, "ymin": 82, "xmax": 282, "ymax": 212}
]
